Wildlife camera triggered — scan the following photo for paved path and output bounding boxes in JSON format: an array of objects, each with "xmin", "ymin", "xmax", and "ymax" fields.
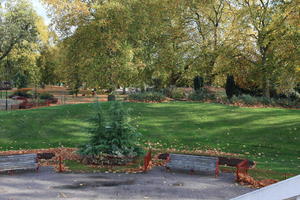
[{"xmin": 0, "ymin": 167, "xmax": 253, "ymax": 200}]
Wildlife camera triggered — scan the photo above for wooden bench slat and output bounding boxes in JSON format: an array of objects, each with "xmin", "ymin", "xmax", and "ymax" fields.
[
  {"xmin": 0, "ymin": 162, "xmax": 37, "ymax": 166},
  {"xmin": 0, "ymin": 154, "xmax": 36, "ymax": 157},
  {"xmin": 0, "ymin": 154, "xmax": 36, "ymax": 159},
  {"xmin": 0, "ymin": 160, "xmax": 37, "ymax": 164},
  {"xmin": 1, "ymin": 159, "xmax": 37, "ymax": 162},
  {"xmin": 0, "ymin": 164, "xmax": 37, "ymax": 168},
  {"xmin": 0, "ymin": 161, "xmax": 37, "ymax": 165},
  {"xmin": 0, "ymin": 157, "xmax": 36, "ymax": 162},
  {"xmin": 0, "ymin": 166, "xmax": 37, "ymax": 171},
  {"xmin": 1, "ymin": 162, "xmax": 36, "ymax": 164},
  {"xmin": 0, "ymin": 158, "xmax": 37, "ymax": 161},
  {"xmin": 0, "ymin": 166, "xmax": 37, "ymax": 172},
  {"xmin": 0, "ymin": 163, "xmax": 37, "ymax": 167}
]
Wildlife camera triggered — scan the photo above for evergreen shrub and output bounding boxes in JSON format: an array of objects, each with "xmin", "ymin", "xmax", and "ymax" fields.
[{"xmin": 79, "ymin": 102, "xmax": 143, "ymax": 165}]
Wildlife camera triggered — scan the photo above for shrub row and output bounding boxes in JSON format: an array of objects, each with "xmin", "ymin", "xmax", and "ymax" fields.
[
  {"xmin": 128, "ymin": 92, "xmax": 166, "ymax": 102},
  {"xmin": 10, "ymin": 90, "xmax": 33, "ymax": 98},
  {"xmin": 9, "ymin": 89, "xmax": 55, "ymax": 100},
  {"xmin": 188, "ymin": 88, "xmax": 216, "ymax": 101},
  {"xmin": 230, "ymin": 94, "xmax": 300, "ymax": 107},
  {"xmin": 164, "ymin": 87, "xmax": 186, "ymax": 99}
]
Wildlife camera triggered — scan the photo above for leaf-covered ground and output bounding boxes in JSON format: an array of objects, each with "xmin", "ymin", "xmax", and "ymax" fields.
[{"xmin": 0, "ymin": 102, "xmax": 299, "ymax": 178}]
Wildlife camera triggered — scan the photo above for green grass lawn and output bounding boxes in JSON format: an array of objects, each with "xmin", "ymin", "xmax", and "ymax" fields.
[{"xmin": 0, "ymin": 102, "xmax": 299, "ymax": 178}]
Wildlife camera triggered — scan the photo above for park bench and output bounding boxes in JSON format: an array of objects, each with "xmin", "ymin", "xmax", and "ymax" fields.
[
  {"xmin": 0, "ymin": 154, "xmax": 39, "ymax": 173},
  {"xmin": 166, "ymin": 154, "xmax": 219, "ymax": 177}
]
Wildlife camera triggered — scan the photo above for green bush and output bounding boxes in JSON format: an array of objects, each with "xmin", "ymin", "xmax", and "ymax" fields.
[
  {"xmin": 39, "ymin": 92, "xmax": 54, "ymax": 100},
  {"xmin": 9, "ymin": 90, "xmax": 32, "ymax": 98},
  {"xmin": 230, "ymin": 95, "xmax": 239, "ymax": 103},
  {"xmin": 188, "ymin": 88, "xmax": 216, "ymax": 101},
  {"xmin": 239, "ymin": 94, "xmax": 258, "ymax": 105},
  {"xmin": 256, "ymin": 97, "xmax": 276, "ymax": 106},
  {"xmin": 31, "ymin": 98, "xmax": 47, "ymax": 104},
  {"xmin": 289, "ymin": 91, "xmax": 300, "ymax": 101},
  {"xmin": 79, "ymin": 102, "xmax": 143, "ymax": 161},
  {"xmin": 276, "ymin": 98, "xmax": 299, "ymax": 107},
  {"xmin": 216, "ymin": 96, "xmax": 230, "ymax": 104},
  {"xmin": 108, "ymin": 94, "xmax": 116, "ymax": 101},
  {"xmin": 165, "ymin": 87, "xmax": 186, "ymax": 99},
  {"xmin": 230, "ymin": 95, "xmax": 300, "ymax": 108},
  {"xmin": 231, "ymin": 95, "xmax": 258, "ymax": 105},
  {"xmin": 68, "ymin": 89, "xmax": 79, "ymax": 95},
  {"xmin": 128, "ymin": 92, "xmax": 166, "ymax": 102}
]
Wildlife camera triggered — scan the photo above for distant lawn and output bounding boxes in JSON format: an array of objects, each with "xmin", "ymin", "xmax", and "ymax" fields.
[{"xmin": 0, "ymin": 102, "xmax": 299, "ymax": 178}]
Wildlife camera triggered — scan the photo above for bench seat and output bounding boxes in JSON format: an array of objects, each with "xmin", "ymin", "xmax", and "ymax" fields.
[
  {"xmin": 0, "ymin": 154, "xmax": 38, "ymax": 172},
  {"xmin": 166, "ymin": 154, "xmax": 219, "ymax": 176}
]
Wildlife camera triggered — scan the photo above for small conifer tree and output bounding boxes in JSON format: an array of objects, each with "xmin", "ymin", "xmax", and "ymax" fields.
[
  {"xmin": 194, "ymin": 76, "xmax": 204, "ymax": 91},
  {"xmin": 225, "ymin": 75, "xmax": 236, "ymax": 99},
  {"xmin": 79, "ymin": 101, "xmax": 143, "ymax": 159}
]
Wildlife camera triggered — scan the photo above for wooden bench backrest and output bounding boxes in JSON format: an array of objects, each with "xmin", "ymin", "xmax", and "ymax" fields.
[
  {"xmin": 166, "ymin": 154, "xmax": 218, "ymax": 174},
  {"xmin": 0, "ymin": 154, "xmax": 37, "ymax": 172}
]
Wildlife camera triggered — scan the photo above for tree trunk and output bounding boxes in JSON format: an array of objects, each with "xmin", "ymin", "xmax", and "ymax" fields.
[
  {"xmin": 262, "ymin": 78, "xmax": 270, "ymax": 98},
  {"xmin": 260, "ymin": 46, "xmax": 270, "ymax": 98}
]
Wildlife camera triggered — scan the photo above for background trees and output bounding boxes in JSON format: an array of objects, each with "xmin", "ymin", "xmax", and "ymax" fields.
[
  {"xmin": 33, "ymin": 0, "xmax": 300, "ymax": 98},
  {"xmin": 0, "ymin": 0, "xmax": 37, "ymax": 62},
  {"xmin": 229, "ymin": 0, "xmax": 299, "ymax": 98},
  {"xmin": 0, "ymin": 0, "xmax": 51, "ymax": 88}
]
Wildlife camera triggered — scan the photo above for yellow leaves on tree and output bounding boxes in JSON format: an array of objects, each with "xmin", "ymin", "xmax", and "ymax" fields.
[{"xmin": 41, "ymin": 0, "xmax": 90, "ymax": 34}]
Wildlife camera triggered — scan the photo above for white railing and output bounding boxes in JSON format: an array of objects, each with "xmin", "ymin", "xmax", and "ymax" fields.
[{"xmin": 231, "ymin": 175, "xmax": 300, "ymax": 200}]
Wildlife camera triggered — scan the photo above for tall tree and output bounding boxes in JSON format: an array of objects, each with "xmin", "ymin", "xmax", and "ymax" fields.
[
  {"xmin": 183, "ymin": 0, "xmax": 231, "ymax": 84},
  {"xmin": 0, "ymin": 0, "xmax": 48, "ymax": 89},
  {"xmin": 0, "ymin": 0, "xmax": 37, "ymax": 62},
  {"xmin": 231, "ymin": 0, "xmax": 298, "ymax": 97}
]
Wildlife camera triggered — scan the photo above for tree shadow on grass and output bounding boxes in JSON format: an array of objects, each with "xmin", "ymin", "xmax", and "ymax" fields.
[
  {"xmin": 0, "ymin": 102, "xmax": 299, "ymax": 174},
  {"xmin": 0, "ymin": 104, "xmax": 94, "ymax": 150},
  {"xmin": 127, "ymin": 102, "xmax": 300, "ymax": 174}
]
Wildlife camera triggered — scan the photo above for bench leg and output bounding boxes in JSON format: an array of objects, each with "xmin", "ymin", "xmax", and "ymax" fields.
[
  {"xmin": 59, "ymin": 156, "xmax": 63, "ymax": 173},
  {"xmin": 215, "ymin": 159, "xmax": 219, "ymax": 178},
  {"xmin": 189, "ymin": 169, "xmax": 195, "ymax": 175},
  {"xmin": 35, "ymin": 157, "xmax": 40, "ymax": 173},
  {"xmin": 165, "ymin": 166, "xmax": 171, "ymax": 172},
  {"xmin": 215, "ymin": 172, "xmax": 219, "ymax": 178}
]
